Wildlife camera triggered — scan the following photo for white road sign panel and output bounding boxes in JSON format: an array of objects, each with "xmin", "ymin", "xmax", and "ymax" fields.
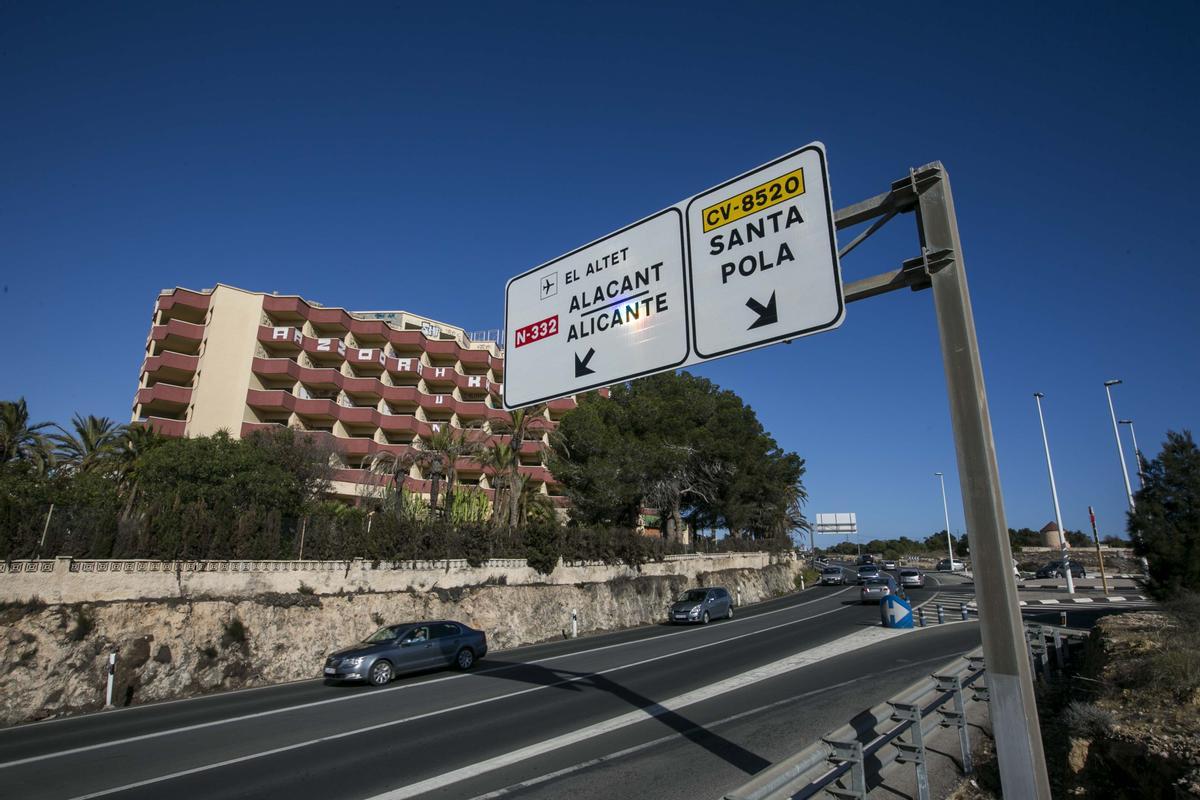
[
  {"xmin": 686, "ymin": 144, "xmax": 843, "ymax": 358},
  {"xmin": 503, "ymin": 210, "xmax": 689, "ymax": 408},
  {"xmin": 503, "ymin": 142, "xmax": 842, "ymax": 409}
]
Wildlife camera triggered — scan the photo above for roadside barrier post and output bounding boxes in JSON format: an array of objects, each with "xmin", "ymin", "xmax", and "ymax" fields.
[
  {"xmin": 736, "ymin": 587, "xmax": 742, "ymax": 607},
  {"xmin": 570, "ymin": 609, "xmax": 578, "ymax": 639},
  {"xmin": 1059, "ymin": 611, "xmax": 1067, "ymax": 627},
  {"xmin": 936, "ymin": 604, "xmax": 945, "ymax": 625},
  {"xmin": 104, "ymin": 653, "xmax": 116, "ymax": 708},
  {"xmin": 934, "ymin": 674, "xmax": 974, "ymax": 775},
  {"xmin": 800, "ymin": 574, "xmax": 806, "ymax": 591},
  {"xmin": 960, "ymin": 603, "xmax": 968, "ymax": 621},
  {"xmin": 917, "ymin": 607, "xmax": 925, "ymax": 627}
]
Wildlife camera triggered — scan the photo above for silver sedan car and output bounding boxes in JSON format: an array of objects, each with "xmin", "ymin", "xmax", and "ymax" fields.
[
  {"xmin": 820, "ymin": 567, "xmax": 845, "ymax": 585},
  {"xmin": 898, "ymin": 569, "xmax": 925, "ymax": 589},
  {"xmin": 860, "ymin": 576, "xmax": 900, "ymax": 603},
  {"xmin": 324, "ymin": 620, "xmax": 487, "ymax": 686}
]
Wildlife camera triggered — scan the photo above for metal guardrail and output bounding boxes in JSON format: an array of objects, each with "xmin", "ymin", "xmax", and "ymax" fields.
[{"xmin": 724, "ymin": 624, "xmax": 1090, "ymax": 800}]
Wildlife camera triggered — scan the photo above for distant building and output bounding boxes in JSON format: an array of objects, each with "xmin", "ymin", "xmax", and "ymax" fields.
[
  {"xmin": 131, "ymin": 284, "xmax": 576, "ymax": 505},
  {"xmin": 1039, "ymin": 521, "xmax": 1065, "ymax": 548}
]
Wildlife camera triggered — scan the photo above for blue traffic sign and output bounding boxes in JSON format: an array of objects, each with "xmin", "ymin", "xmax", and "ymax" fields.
[{"xmin": 881, "ymin": 595, "xmax": 914, "ymax": 628}]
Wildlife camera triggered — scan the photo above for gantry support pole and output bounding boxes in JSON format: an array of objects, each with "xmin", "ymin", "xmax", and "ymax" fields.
[{"xmin": 917, "ymin": 163, "xmax": 1052, "ymax": 799}]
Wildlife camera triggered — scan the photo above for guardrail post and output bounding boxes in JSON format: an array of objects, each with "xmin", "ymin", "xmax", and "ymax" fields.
[
  {"xmin": 888, "ymin": 702, "xmax": 930, "ymax": 800},
  {"xmin": 935, "ymin": 674, "xmax": 973, "ymax": 774},
  {"xmin": 1052, "ymin": 629, "xmax": 1064, "ymax": 671},
  {"xmin": 967, "ymin": 655, "xmax": 989, "ymax": 703},
  {"xmin": 936, "ymin": 604, "xmax": 945, "ymax": 624},
  {"xmin": 917, "ymin": 607, "xmax": 925, "ymax": 627},
  {"xmin": 823, "ymin": 739, "xmax": 867, "ymax": 800},
  {"xmin": 1060, "ymin": 610, "xmax": 1068, "ymax": 627}
]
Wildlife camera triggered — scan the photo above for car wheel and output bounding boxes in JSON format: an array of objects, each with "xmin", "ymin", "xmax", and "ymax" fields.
[
  {"xmin": 455, "ymin": 647, "xmax": 476, "ymax": 671},
  {"xmin": 727, "ymin": 606, "xmax": 734, "ymax": 620},
  {"xmin": 701, "ymin": 611, "xmax": 710, "ymax": 625},
  {"xmin": 368, "ymin": 659, "xmax": 393, "ymax": 686}
]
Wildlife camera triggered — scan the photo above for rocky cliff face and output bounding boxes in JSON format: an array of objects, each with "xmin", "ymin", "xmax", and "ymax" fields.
[{"xmin": 0, "ymin": 563, "xmax": 798, "ymax": 727}]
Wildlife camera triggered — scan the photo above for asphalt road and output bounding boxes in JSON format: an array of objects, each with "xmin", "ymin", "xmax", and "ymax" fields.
[{"xmin": 1, "ymin": 572, "xmax": 985, "ymax": 800}]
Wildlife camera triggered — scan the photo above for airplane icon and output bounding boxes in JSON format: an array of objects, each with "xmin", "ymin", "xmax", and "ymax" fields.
[{"xmin": 539, "ymin": 271, "xmax": 558, "ymax": 300}]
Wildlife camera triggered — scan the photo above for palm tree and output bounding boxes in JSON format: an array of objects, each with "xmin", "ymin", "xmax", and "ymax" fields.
[
  {"xmin": 476, "ymin": 441, "xmax": 517, "ymax": 526},
  {"xmin": 51, "ymin": 414, "xmax": 123, "ymax": 474},
  {"xmin": 423, "ymin": 426, "xmax": 482, "ymax": 519},
  {"xmin": 0, "ymin": 398, "xmax": 54, "ymax": 473},
  {"xmin": 113, "ymin": 424, "xmax": 165, "ymax": 515},
  {"xmin": 488, "ymin": 404, "xmax": 549, "ymax": 528}
]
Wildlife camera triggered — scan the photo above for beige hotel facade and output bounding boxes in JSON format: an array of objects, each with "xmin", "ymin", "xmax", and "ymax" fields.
[{"xmin": 131, "ymin": 284, "xmax": 575, "ymax": 505}]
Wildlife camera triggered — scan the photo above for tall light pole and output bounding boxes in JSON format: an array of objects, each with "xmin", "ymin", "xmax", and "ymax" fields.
[
  {"xmin": 1104, "ymin": 380, "xmax": 1135, "ymax": 511},
  {"xmin": 1119, "ymin": 419, "xmax": 1145, "ymax": 489},
  {"xmin": 1033, "ymin": 393, "xmax": 1074, "ymax": 594},
  {"xmin": 934, "ymin": 472, "xmax": 955, "ymax": 569}
]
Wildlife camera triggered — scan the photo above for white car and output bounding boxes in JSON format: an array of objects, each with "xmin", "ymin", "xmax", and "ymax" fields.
[{"xmin": 936, "ymin": 558, "xmax": 967, "ymax": 572}]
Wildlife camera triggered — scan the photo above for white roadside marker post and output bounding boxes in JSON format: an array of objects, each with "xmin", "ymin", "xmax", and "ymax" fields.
[{"xmin": 104, "ymin": 653, "xmax": 116, "ymax": 709}]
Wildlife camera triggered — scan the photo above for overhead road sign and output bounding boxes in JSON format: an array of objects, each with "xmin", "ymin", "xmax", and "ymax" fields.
[
  {"xmin": 503, "ymin": 210, "xmax": 690, "ymax": 408},
  {"xmin": 686, "ymin": 144, "xmax": 843, "ymax": 359},
  {"xmin": 503, "ymin": 142, "xmax": 843, "ymax": 409}
]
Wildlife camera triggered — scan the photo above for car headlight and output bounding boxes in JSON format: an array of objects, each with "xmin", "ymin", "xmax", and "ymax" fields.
[
  {"xmin": 689, "ymin": 605, "xmax": 702, "ymax": 615},
  {"xmin": 343, "ymin": 656, "xmax": 365, "ymax": 667}
]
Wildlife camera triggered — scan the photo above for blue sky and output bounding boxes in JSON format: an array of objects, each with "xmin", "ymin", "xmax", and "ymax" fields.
[{"xmin": 2, "ymin": 2, "xmax": 1197, "ymax": 540}]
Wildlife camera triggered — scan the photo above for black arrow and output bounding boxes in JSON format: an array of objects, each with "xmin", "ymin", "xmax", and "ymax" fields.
[
  {"xmin": 574, "ymin": 347, "xmax": 596, "ymax": 377},
  {"xmin": 746, "ymin": 291, "xmax": 778, "ymax": 330}
]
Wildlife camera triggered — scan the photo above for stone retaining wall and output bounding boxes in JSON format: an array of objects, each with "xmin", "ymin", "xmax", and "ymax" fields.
[{"xmin": 0, "ymin": 552, "xmax": 775, "ymax": 604}]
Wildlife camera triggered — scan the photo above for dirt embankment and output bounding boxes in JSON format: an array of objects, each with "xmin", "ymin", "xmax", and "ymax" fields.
[
  {"xmin": 952, "ymin": 600, "xmax": 1200, "ymax": 799},
  {"xmin": 0, "ymin": 562, "xmax": 798, "ymax": 727}
]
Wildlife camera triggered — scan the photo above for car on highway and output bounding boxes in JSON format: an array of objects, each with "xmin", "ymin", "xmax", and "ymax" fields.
[
  {"xmin": 935, "ymin": 558, "xmax": 967, "ymax": 572},
  {"xmin": 856, "ymin": 564, "xmax": 881, "ymax": 584},
  {"xmin": 819, "ymin": 567, "xmax": 845, "ymax": 585},
  {"xmin": 898, "ymin": 569, "xmax": 925, "ymax": 588},
  {"xmin": 323, "ymin": 620, "xmax": 487, "ymax": 686},
  {"xmin": 856, "ymin": 554, "xmax": 875, "ymax": 566},
  {"xmin": 1035, "ymin": 560, "xmax": 1086, "ymax": 579},
  {"xmin": 669, "ymin": 587, "xmax": 733, "ymax": 624},
  {"xmin": 859, "ymin": 575, "xmax": 900, "ymax": 603},
  {"xmin": 882, "ymin": 559, "xmax": 897, "ymax": 571}
]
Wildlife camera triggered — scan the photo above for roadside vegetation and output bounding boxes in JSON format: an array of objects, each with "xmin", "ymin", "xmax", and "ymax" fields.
[{"xmin": 1, "ymin": 377, "xmax": 807, "ymax": 569}]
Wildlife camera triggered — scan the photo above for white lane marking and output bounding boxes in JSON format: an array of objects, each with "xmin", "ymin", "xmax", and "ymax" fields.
[
  {"xmin": 61, "ymin": 605, "xmax": 895, "ymax": 800},
  {"xmin": 0, "ymin": 587, "xmax": 854, "ymax": 768},
  {"xmin": 365, "ymin": 625, "xmax": 916, "ymax": 800},
  {"xmin": 1071, "ymin": 597, "xmax": 1094, "ymax": 604},
  {"xmin": 1040, "ymin": 599, "xmax": 1061, "ymax": 605},
  {"xmin": 464, "ymin": 652, "xmax": 962, "ymax": 800},
  {"xmin": 1106, "ymin": 596, "xmax": 1126, "ymax": 602}
]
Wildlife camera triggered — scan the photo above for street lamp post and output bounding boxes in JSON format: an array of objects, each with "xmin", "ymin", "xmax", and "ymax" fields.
[
  {"xmin": 934, "ymin": 472, "xmax": 955, "ymax": 570},
  {"xmin": 1034, "ymin": 393, "xmax": 1074, "ymax": 594},
  {"xmin": 1104, "ymin": 380, "xmax": 1136, "ymax": 511},
  {"xmin": 1119, "ymin": 419, "xmax": 1145, "ymax": 489}
]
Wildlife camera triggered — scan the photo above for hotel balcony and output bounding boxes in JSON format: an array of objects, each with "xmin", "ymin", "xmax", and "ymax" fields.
[
  {"xmin": 156, "ymin": 288, "xmax": 210, "ymax": 325},
  {"xmin": 141, "ymin": 351, "xmax": 199, "ymax": 386},
  {"xmin": 257, "ymin": 325, "xmax": 304, "ymax": 355},
  {"xmin": 135, "ymin": 383, "xmax": 192, "ymax": 416},
  {"xmin": 149, "ymin": 319, "xmax": 204, "ymax": 355},
  {"xmin": 139, "ymin": 416, "xmax": 187, "ymax": 437}
]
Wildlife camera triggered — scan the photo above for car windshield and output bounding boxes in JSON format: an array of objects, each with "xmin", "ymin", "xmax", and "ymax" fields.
[
  {"xmin": 362, "ymin": 625, "xmax": 405, "ymax": 643},
  {"xmin": 858, "ymin": 566, "xmax": 877, "ymax": 572},
  {"xmin": 678, "ymin": 590, "xmax": 708, "ymax": 602},
  {"xmin": 822, "ymin": 568, "xmax": 841, "ymax": 575}
]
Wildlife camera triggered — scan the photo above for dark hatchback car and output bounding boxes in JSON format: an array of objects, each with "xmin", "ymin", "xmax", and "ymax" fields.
[
  {"xmin": 1035, "ymin": 560, "xmax": 1086, "ymax": 579},
  {"xmin": 324, "ymin": 620, "xmax": 487, "ymax": 686},
  {"xmin": 670, "ymin": 587, "xmax": 733, "ymax": 624}
]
